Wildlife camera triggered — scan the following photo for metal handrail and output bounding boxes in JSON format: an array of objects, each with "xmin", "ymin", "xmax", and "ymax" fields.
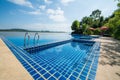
[
  {"xmin": 24, "ymin": 32, "xmax": 30, "ymax": 48},
  {"xmin": 33, "ymin": 32, "xmax": 39, "ymax": 45}
]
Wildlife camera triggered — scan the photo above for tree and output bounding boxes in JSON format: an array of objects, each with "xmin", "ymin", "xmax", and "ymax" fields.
[
  {"xmin": 81, "ymin": 16, "xmax": 93, "ymax": 26},
  {"xmin": 99, "ymin": 16, "xmax": 104, "ymax": 27},
  {"xmin": 104, "ymin": 2, "xmax": 120, "ymax": 38},
  {"xmin": 71, "ymin": 20, "xmax": 80, "ymax": 33},
  {"xmin": 90, "ymin": 9, "xmax": 101, "ymax": 20},
  {"xmin": 117, "ymin": 2, "xmax": 120, "ymax": 8},
  {"xmin": 114, "ymin": 26, "xmax": 120, "ymax": 40}
]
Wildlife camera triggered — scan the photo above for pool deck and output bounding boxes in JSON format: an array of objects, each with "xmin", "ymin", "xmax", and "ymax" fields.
[
  {"xmin": 0, "ymin": 39, "xmax": 33, "ymax": 80},
  {"xmin": 95, "ymin": 37, "xmax": 120, "ymax": 80}
]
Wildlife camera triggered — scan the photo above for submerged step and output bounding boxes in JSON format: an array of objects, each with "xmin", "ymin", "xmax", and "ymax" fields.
[
  {"xmin": 24, "ymin": 39, "xmax": 95, "ymax": 54},
  {"xmin": 24, "ymin": 39, "xmax": 72, "ymax": 53}
]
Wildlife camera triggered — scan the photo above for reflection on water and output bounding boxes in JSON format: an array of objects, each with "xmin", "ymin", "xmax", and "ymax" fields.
[{"xmin": 70, "ymin": 41, "xmax": 93, "ymax": 50}]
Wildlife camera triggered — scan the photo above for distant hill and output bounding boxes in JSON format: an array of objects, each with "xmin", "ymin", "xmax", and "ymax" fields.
[
  {"xmin": 0, "ymin": 29, "xmax": 66, "ymax": 33},
  {"xmin": 0, "ymin": 29, "xmax": 29, "ymax": 32}
]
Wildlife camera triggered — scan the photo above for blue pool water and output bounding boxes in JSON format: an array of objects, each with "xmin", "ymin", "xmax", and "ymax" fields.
[
  {"xmin": 3, "ymin": 32, "xmax": 72, "ymax": 47},
  {"xmin": 1, "ymin": 32, "xmax": 100, "ymax": 80}
]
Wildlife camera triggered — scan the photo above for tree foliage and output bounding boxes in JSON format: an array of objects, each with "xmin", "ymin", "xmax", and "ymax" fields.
[
  {"xmin": 104, "ymin": 3, "xmax": 120, "ymax": 38},
  {"xmin": 90, "ymin": 9, "xmax": 101, "ymax": 20},
  {"xmin": 71, "ymin": 2, "xmax": 120, "ymax": 40},
  {"xmin": 71, "ymin": 20, "xmax": 80, "ymax": 31}
]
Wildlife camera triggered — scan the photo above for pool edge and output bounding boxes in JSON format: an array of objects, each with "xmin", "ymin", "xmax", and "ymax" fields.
[{"xmin": 0, "ymin": 38, "xmax": 33, "ymax": 80}]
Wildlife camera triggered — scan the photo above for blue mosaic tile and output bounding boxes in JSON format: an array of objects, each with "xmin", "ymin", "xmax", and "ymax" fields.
[
  {"xmin": 49, "ymin": 70, "xmax": 55, "ymax": 74},
  {"xmin": 80, "ymin": 75, "xmax": 86, "ymax": 80},
  {"xmin": 30, "ymin": 70, "xmax": 36, "ymax": 75},
  {"xmin": 54, "ymin": 72, "xmax": 61, "ymax": 78},
  {"xmin": 44, "ymin": 73, "xmax": 51, "ymax": 79},
  {"xmin": 40, "ymin": 70, "xmax": 46, "ymax": 74},
  {"xmin": 37, "ymin": 77, "xmax": 44, "ymax": 80},
  {"xmin": 59, "ymin": 76, "xmax": 66, "ymax": 80},
  {"xmin": 73, "ymin": 72, "xmax": 79, "ymax": 77},
  {"xmin": 64, "ymin": 74, "xmax": 69, "ymax": 78},
  {"xmin": 69, "ymin": 75, "xmax": 76, "ymax": 80},
  {"xmin": 88, "ymin": 74, "xmax": 95, "ymax": 80},
  {"xmin": 36, "ymin": 67, "xmax": 42, "ymax": 71},
  {"xmin": 33, "ymin": 74, "xmax": 40, "ymax": 79},
  {"xmin": 48, "ymin": 77, "xmax": 56, "ymax": 80},
  {"xmin": 27, "ymin": 67, "xmax": 33, "ymax": 72}
]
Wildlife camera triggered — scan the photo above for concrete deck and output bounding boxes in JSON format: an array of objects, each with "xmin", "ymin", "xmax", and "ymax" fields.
[
  {"xmin": 95, "ymin": 37, "xmax": 120, "ymax": 80},
  {"xmin": 0, "ymin": 39, "xmax": 33, "ymax": 80}
]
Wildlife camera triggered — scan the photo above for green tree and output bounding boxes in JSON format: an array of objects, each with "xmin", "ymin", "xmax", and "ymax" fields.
[
  {"xmin": 71, "ymin": 20, "xmax": 80, "ymax": 33},
  {"xmin": 90, "ymin": 9, "xmax": 101, "ymax": 20},
  {"xmin": 81, "ymin": 16, "xmax": 93, "ymax": 25},
  {"xmin": 104, "ymin": 2, "xmax": 120, "ymax": 38},
  {"xmin": 117, "ymin": 2, "xmax": 120, "ymax": 7},
  {"xmin": 114, "ymin": 26, "xmax": 120, "ymax": 40}
]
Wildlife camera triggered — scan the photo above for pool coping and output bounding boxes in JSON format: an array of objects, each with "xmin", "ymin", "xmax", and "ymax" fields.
[{"xmin": 0, "ymin": 38, "xmax": 33, "ymax": 80}]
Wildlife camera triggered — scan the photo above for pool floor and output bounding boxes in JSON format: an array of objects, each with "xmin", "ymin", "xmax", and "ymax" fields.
[{"xmin": 3, "ymin": 38, "xmax": 100, "ymax": 80}]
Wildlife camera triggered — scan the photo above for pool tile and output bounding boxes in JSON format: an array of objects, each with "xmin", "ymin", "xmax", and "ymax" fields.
[
  {"xmin": 30, "ymin": 70, "xmax": 36, "ymax": 75},
  {"xmin": 36, "ymin": 67, "xmax": 42, "ymax": 71},
  {"xmin": 73, "ymin": 72, "xmax": 79, "ymax": 77},
  {"xmin": 44, "ymin": 73, "xmax": 51, "ymax": 79},
  {"xmin": 27, "ymin": 67, "xmax": 33, "ymax": 72},
  {"xmin": 49, "ymin": 70, "xmax": 55, "ymax": 74},
  {"xmin": 80, "ymin": 75, "xmax": 86, "ymax": 80},
  {"xmin": 40, "ymin": 70, "xmax": 46, "ymax": 74},
  {"xmin": 46, "ymin": 66, "xmax": 51, "ymax": 70},
  {"xmin": 37, "ymin": 77, "xmax": 44, "ymax": 80},
  {"xmin": 54, "ymin": 72, "xmax": 61, "ymax": 78},
  {"xmin": 69, "ymin": 75, "xmax": 76, "ymax": 80},
  {"xmin": 64, "ymin": 74, "xmax": 69, "ymax": 78},
  {"xmin": 48, "ymin": 77, "xmax": 56, "ymax": 80},
  {"xmin": 33, "ymin": 74, "xmax": 40, "ymax": 79},
  {"xmin": 59, "ymin": 76, "xmax": 66, "ymax": 80}
]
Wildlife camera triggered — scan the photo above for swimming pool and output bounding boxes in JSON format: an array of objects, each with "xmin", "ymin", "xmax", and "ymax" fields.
[{"xmin": 1, "ymin": 32, "xmax": 100, "ymax": 80}]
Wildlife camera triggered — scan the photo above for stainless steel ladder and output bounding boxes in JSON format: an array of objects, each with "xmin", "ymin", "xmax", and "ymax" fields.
[
  {"xmin": 33, "ymin": 32, "xmax": 39, "ymax": 45},
  {"xmin": 24, "ymin": 32, "xmax": 30, "ymax": 48}
]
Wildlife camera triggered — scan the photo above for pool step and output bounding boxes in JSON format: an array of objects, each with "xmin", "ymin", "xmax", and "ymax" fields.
[
  {"xmin": 24, "ymin": 39, "xmax": 95, "ymax": 54},
  {"xmin": 24, "ymin": 39, "xmax": 72, "ymax": 53}
]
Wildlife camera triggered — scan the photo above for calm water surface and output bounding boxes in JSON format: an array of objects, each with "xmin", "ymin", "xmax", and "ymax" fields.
[{"xmin": 0, "ymin": 32, "xmax": 72, "ymax": 46}]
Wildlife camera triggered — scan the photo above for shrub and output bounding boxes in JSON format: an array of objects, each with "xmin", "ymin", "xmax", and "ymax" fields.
[{"xmin": 94, "ymin": 28, "xmax": 101, "ymax": 35}]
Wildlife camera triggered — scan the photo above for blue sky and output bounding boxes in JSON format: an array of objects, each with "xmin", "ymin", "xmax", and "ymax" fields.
[{"xmin": 0, "ymin": 0, "xmax": 118, "ymax": 32}]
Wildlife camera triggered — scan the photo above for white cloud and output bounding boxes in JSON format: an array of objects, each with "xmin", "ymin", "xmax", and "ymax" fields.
[
  {"xmin": 8, "ymin": 0, "xmax": 33, "ymax": 8},
  {"xmin": 28, "ymin": 10, "xmax": 41, "ymax": 15},
  {"xmin": 47, "ymin": 7, "xmax": 66, "ymax": 22},
  {"xmin": 61, "ymin": 0, "xmax": 75, "ymax": 5},
  {"xmin": 39, "ymin": 5, "xmax": 46, "ymax": 10},
  {"xmin": 20, "ymin": 9, "xmax": 41, "ymax": 15},
  {"xmin": 44, "ymin": 0, "xmax": 52, "ymax": 4}
]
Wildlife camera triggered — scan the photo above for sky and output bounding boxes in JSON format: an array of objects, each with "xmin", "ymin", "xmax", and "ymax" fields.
[{"xmin": 0, "ymin": 0, "xmax": 118, "ymax": 32}]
